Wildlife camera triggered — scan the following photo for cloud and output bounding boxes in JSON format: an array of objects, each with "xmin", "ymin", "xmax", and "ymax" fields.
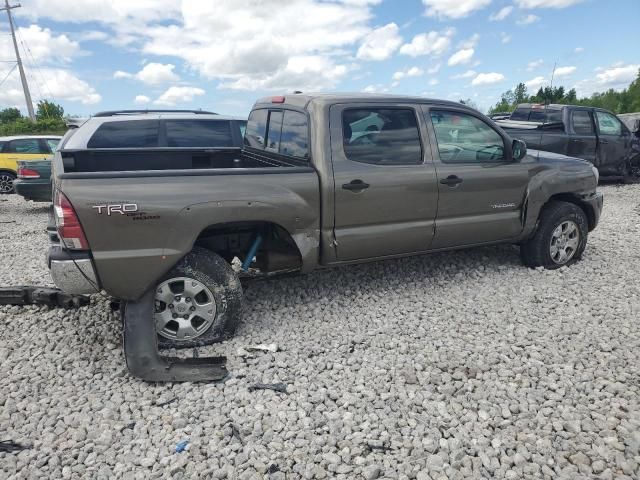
[
  {"xmin": 139, "ymin": 0, "xmax": 378, "ymax": 92},
  {"xmin": 489, "ymin": 6, "xmax": 513, "ymax": 21},
  {"xmin": 0, "ymin": 25, "xmax": 82, "ymax": 64},
  {"xmin": 399, "ymin": 29, "xmax": 454, "ymax": 57},
  {"xmin": 554, "ymin": 66, "xmax": 576, "ymax": 77},
  {"xmin": 136, "ymin": 63, "xmax": 180, "ymax": 84},
  {"xmin": 428, "ymin": 78, "xmax": 439, "ymax": 85},
  {"xmin": 362, "ymin": 84, "xmax": 388, "ymax": 93},
  {"xmin": 515, "ymin": 0, "xmax": 583, "ymax": 8},
  {"xmin": 458, "ymin": 33, "xmax": 480, "ymax": 49},
  {"xmin": 527, "ymin": 59, "xmax": 544, "ymax": 71},
  {"xmin": 525, "ymin": 75, "xmax": 546, "ymax": 90},
  {"xmin": 451, "ymin": 69, "xmax": 477, "ymax": 79},
  {"xmin": 594, "ymin": 64, "xmax": 639, "ymax": 88},
  {"xmin": 574, "ymin": 47, "xmax": 584, "ymax": 53},
  {"xmin": 448, "ymin": 48, "xmax": 474, "ymax": 66},
  {"xmin": 0, "ymin": 67, "xmax": 100, "ymax": 107},
  {"xmin": 500, "ymin": 32, "xmax": 512, "ymax": 44},
  {"xmin": 427, "ymin": 63, "xmax": 442, "ymax": 74},
  {"xmin": 113, "ymin": 63, "xmax": 180, "ymax": 85},
  {"xmin": 392, "ymin": 66, "xmax": 424, "ymax": 81},
  {"xmin": 134, "ymin": 95, "xmax": 151, "ymax": 105},
  {"xmin": 154, "ymin": 86, "xmax": 205, "ymax": 106},
  {"xmin": 422, "ymin": 0, "xmax": 492, "ymax": 19},
  {"xmin": 517, "ymin": 14, "xmax": 541, "ymax": 25},
  {"xmin": 356, "ymin": 23, "xmax": 403, "ymax": 61},
  {"xmin": 471, "ymin": 72, "xmax": 505, "ymax": 86}
]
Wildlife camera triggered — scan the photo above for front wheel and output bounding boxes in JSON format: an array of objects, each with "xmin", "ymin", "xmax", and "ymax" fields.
[
  {"xmin": 520, "ymin": 201, "xmax": 588, "ymax": 269},
  {"xmin": 125, "ymin": 248, "xmax": 243, "ymax": 349},
  {"xmin": 0, "ymin": 172, "xmax": 16, "ymax": 194}
]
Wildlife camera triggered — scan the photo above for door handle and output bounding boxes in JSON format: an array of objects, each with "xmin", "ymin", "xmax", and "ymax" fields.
[
  {"xmin": 440, "ymin": 175, "xmax": 463, "ymax": 187},
  {"xmin": 570, "ymin": 139, "xmax": 584, "ymax": 143},
  {"xmin": 342, "ymin": 179, "xmax": 370, "ymax": 191},
  {"xmin": 600, "ymin": 140, "xmax": 609, "ymax": 144}
]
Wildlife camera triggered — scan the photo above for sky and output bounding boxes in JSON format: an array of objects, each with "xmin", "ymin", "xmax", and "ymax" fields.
[{"xmin": 0, "ymin": 0, "xmax": 637, "ymax": 117}]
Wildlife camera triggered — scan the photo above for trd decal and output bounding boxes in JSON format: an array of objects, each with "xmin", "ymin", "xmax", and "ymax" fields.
[{"xmin": 92, "ymin": 203, "xmax": 139, "ymax": 215}]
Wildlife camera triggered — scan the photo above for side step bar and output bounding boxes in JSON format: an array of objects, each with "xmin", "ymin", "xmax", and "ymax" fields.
[{"xmin": 122, "ymin": 290, "xmax": 228, "ymax": 382}]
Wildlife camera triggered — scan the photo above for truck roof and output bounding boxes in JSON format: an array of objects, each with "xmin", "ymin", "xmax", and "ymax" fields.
[{"xmin": 254, "ymin": 92, "xmax": 467, "ymax": 110}]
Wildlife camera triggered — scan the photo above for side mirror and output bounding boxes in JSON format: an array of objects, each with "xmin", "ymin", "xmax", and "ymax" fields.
[{"xmin": 512, "ymin": 139, "xmax": 527, "ymax": 161}]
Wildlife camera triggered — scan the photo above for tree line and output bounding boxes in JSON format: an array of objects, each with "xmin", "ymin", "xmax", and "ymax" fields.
[
  {"xmin": 488, "ymin": 69, "xmax": 640, "ymax": 115},
  {"xmin": 0, "ymin": 100, "xmax": 67, "ymax": 136}
]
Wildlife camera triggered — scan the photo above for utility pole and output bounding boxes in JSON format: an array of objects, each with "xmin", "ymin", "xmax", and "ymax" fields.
[{"xmin": 0, "ymin": 0, "xmax": 35, "ymax": 119}]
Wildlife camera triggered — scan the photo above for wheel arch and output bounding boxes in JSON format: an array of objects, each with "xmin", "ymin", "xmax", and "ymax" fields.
[
  {"xmin": 191, "ymin": 220, "xmax": 306, "ymax": 275},
  {"xmin": 544, "ymin": 193, "xmax": 596, "ymax": 231}
]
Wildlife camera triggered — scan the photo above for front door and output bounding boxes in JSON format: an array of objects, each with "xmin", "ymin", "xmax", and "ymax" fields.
[
  {"xmin": 594, "ymin": 110, "xmax": 631, "ymax": 174},
  {"xmin": 423, "ymin": 106, "xmax": 530, "ymax": 249},
  {"xmin": 330, "ymin": 104, "xmax": 439, "ymax": 261},
  {"xmin": 568, "ymin": 108, "xmax": 597, "ymax": 164}
]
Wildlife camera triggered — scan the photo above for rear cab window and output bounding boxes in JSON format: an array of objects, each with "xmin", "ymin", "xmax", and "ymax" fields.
[{"xmin": 244, "ymin": 108, "xmax": 309, "ymax": 162}]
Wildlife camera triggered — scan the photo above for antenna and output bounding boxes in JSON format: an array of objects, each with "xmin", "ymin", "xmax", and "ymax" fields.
[{"xmin": 0, "ymin": 0, "xmax": 35, "ymax": 120}]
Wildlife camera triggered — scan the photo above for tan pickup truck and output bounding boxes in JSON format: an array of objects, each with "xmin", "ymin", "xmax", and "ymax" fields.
[{"xmin": 47, "ymin": 97, "xmax": 603, "ymax": 380}]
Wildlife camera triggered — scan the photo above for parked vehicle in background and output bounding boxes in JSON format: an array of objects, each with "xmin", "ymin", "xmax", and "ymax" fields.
[
  {"xmin": 0, "ymin": 135, "xmax": 61, "ymax": 194},
  {"xmin": 488, "ymin": 112, "xmax": 511, "ymax": 121},
  {"xmin": 14, "ymin": 159, "xmax": 53, "ymax": 202},
  {"xmin": 497, "ymin": 104, "xmax": 638, "ymax": 180},
  {"xmin": 46, "ymin": 96, "xmax": 602, "ymax": 368}
]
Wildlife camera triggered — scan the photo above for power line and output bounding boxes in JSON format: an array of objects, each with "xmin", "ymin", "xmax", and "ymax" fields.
[
  {"xmin": 0, "ymin": 0, "xmax": 35, "ymax": 119},
  {"xmin": 0, "ymin": 62, "xmax": 17, "ymax": 88}
]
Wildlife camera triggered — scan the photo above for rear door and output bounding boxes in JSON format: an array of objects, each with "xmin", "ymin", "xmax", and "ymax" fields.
[
  {"xmin": 594, "ymin": 110, "xmax": 631, "ymax": 173},
  {"xmin": 567, "ymin": 108, "xmax": 597, "ymax": 164},
  {"xmin": 330, "ymin": 103, "xmax": 439, "ymax": 261},
  {"xmin": 424, "ymin": 106, "xmax": 530, "ymax": 249}
]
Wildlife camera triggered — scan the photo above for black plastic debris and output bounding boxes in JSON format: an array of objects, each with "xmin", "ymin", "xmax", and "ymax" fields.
[
  {"xmin": 248, "ymin": 383, "xmax": 288, "ymax": 394},
  {"xmin": 0, "ymin": 286, "xmax": 89, "ymax": 309},
  {"xmin": 0, "ymin": 440, "xmax": 28, "ymax": 453}
]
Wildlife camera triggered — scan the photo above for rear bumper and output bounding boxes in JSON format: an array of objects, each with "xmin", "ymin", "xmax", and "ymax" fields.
[
  {"xmin": 47, "ymin": 246, "xmax": 100, "ymax": 295},
  {"xmin": 14, "ymin": 179, "xmax": 52, "ymax": 202},
  {"xmin": 582, "ymin": 191, "xmax": 604, "ymax": 231}
]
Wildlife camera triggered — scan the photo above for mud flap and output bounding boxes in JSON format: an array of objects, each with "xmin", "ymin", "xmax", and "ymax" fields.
[{"xmin": 123, "ymin": 290, "xmax": 228, "ymax": 382}]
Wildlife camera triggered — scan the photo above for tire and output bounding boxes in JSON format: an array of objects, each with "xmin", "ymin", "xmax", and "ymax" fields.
[
  {"xmin": 125, "ymin": 247, "xmax": 243, "ymax": 349},
  {"xmin": 520, "ymin": 201, "xmax": 588, "ymax": 270},
  {"xmin": 0, "ymin": 171, "xmax": 15, "ymax": 194}
]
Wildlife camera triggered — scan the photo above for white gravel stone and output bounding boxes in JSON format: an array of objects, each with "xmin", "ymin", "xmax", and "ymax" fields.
[{"xmin": 1, "ymin": 185, "xmax": 640, "ymax": 480}]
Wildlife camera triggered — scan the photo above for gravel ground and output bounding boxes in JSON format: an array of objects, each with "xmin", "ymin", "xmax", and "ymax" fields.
[{"xmin": 1, "ymin": 188, "xmax": 639, "ymax": 480}]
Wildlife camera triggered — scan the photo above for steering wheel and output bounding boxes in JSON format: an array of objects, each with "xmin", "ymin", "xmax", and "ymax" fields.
[{"xmin": 476, "ymin": 144, "xmax": 503, "ymax": 161}]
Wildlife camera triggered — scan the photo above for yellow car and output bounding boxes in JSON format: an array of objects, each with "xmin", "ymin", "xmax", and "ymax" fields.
[{"xmin": 0, "ymin": 135, "xmax": 61, "ymax": 194}]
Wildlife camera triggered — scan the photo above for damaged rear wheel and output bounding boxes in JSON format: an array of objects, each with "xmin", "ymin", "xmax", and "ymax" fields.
[{"xmin": 126, "ymin": 247, "xmax": 243, "ymax": 349}]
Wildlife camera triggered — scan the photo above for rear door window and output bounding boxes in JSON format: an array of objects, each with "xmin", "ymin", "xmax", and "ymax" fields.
[
  {"xmin": 572, "ymin": 110, "xmax": 594, "ymax": 134},
  {"xmin": 342, "ymin": 108, "xmax": 422, "ymax": 165},
  {"xmin": 165, "ymin": 120, "xmax": 233, "ymax": 147},
  {"xmin": 87, "ymin": 120, "xmax": 159, "ymax": 148},
  {"xmin": 6, "ymin": 138, "xmax": 48, "ymax": 154}
]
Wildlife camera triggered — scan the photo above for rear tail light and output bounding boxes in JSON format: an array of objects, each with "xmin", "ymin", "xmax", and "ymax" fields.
[
  {"xmin": 17, "ymin": 167, "xmax": 40, "ymax": 179},
  {"xmin": 54, "ymin": 192, "xmax": 89, "ymax": 250},
  {"xmin": 271, "ymin": 96, "xmax": 285, "ymax": 103}
]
